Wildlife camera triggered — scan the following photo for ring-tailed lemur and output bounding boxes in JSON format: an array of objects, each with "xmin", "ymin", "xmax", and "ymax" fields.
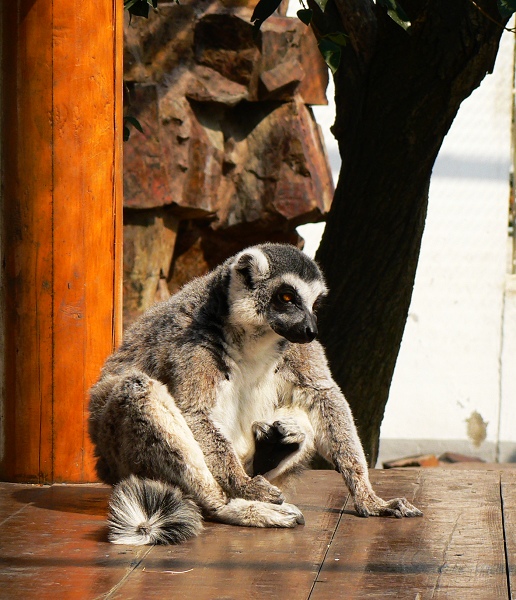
[{"xmin": 89, "ymin": 243, "xmax": 421, "ymax": 545}]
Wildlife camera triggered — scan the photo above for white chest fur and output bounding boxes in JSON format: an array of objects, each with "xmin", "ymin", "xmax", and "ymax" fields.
[{"xmin": 210, "ymin": 335, "xmax": 282, "ymax": 465}]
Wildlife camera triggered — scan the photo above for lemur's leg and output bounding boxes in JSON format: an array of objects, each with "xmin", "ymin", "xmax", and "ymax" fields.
[
  {"xmin": 252, "ymin": 407, "xmax": 316, "ymax": 486},
  {"xmin": 93, "ymin": 371, "xmax": 304, "ymax": 528}
]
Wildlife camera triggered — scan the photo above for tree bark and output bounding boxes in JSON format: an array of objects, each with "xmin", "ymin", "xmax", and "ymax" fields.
[{"xmin": 313, "ymin": 0, "xmax": 508, "ymax": 464}]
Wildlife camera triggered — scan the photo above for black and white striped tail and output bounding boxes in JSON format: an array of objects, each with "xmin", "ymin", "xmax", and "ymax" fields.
[{"xmin": 108, "ymin": 476, "xmax": 203, "ymax": 545}]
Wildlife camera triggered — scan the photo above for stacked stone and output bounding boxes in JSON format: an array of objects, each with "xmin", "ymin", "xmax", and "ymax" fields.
[{"xmin": 123, "ymin": 0, "xmax": 333, "ymax": 326}]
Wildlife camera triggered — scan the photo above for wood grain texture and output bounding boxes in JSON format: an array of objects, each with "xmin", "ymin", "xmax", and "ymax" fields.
[
  {"xmin": 1, "ymin": 0, "xmax": 123, "ymax": 483},
  {"xmin": 0, "ymin": 471, "xmax": 347, "ymax": 599},
  {"xmin": 0, "ymin": 482, "xmax": 150, "ymax": 598},
  {"xmin": 110, "ymin": 470, "xmax": 348, "ymax": 600},
  {"xmin": 500, "ymin": 470, "xmax": 516, "ymax": 598},
  {"xmin": 2, "ymin": 0, "xmax": 54, "ymax": 483},
  {"xmin": 0, "ymin": 470, "xmax": 513, "ymax": 598},
  {"xmin": 51, "ymin": 0, "xmax": 122, "ymax": 482},
  {"xmin": 311, "ymin": 469, "xmax": 509, "ymax": 599}
]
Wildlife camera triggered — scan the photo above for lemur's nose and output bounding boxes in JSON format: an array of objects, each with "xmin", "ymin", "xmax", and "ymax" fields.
[
  {"xmin": 305, "ymin": 323, "xmax": 317, "ymax": 342},
  {"xmin": 305, "ymin": 329, "xmax": 316, "ymax": 342}
]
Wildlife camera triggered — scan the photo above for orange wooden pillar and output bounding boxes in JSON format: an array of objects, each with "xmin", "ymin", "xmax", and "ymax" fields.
[{"xmin": 0, "ymin": 0, "xmax": 123, "ymax": 482}]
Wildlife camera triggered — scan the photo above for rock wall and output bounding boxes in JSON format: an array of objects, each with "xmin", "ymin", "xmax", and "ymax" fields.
[{"xmin": 123, "ymin": 0, "xmax": 334, "ymax": 327}]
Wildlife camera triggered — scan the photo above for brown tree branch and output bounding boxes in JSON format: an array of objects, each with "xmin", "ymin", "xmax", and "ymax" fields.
[{"xmin": 467, "ymin": 0, "xmax": 515, "ymax": 32}]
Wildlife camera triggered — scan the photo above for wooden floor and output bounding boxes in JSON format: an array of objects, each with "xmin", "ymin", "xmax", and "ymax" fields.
[{"xmin": 1, "ymin": 468, "xmax": 515, "ymax": 599}]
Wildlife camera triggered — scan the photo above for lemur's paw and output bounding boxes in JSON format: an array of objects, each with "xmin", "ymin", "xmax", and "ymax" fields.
[
  {"xmin": 252, "ymin": 421, "xmax": 273, "ymax": 440},
  {"xmin": 252, "ymin": 418, "xmax": 305, "ymax": 445},
  {"xmin": 239, "ymin": 475, "xmax": 284, "ymax": 504},
  {"xmin": 355, "ymin": 494, "xmax": 423, "ymax": 518},
  {"xmin": 272, "ymin": 418, "xmax": 306, "ymax": 445},
  {"xmin": 215, "ymin": 499, "xmax": 304, "ymax": 528},
  {"xmin": 262, "ymin": 501, "xmax": 305, "ymax": 527}
]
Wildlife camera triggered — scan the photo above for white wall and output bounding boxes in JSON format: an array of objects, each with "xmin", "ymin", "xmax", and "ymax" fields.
[
  {"xmin": 379, "ymin": 29, "xmax": 515, "ymax": 464},
  {"xmin": 298, "ymin": 77, "xmax": 339, "ymax": 257}
]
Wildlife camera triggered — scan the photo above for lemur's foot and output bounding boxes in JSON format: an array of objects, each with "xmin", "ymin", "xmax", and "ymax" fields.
[
  {"xmin": 252, "ymin": 419, "xmax": 305, "ymax": 477},
  {"xmin": 355, "ymin": 493, "xmax": 423, "ymax": 518},
  {"xmin": 253, "ymin": 419, "xmax": 306, "ymax": 445},
  {"xmin": 238, "ymin": 475, "xmax": 284, "ymax": 505},
  {"xmin": 213, "ymin": 498, "xmax": 304, "ymax": 528}
]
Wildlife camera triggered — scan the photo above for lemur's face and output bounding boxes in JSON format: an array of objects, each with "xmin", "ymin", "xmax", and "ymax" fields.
[
  {"xmin": 229, "ymin": 245, "xmax": 327, "ymax": 344},
  {"xmin": 265, "ymin": 274, "xmax": 326, "ymax": 344}
]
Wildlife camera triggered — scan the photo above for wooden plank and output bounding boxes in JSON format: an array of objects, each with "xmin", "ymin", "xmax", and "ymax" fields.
[
  {"xmin": 0, "ymin": 483, "xmax": 40, "ymax": 524},
  {"xmin": 310, "ymin": 469, "xmax": 509, "ymax": 599},
  {"xmin": 501, "ymin": 470, "xmax": 516, "ymax": 598},
  {"xmin": 51, "ymin": 0, "xmax": 123, "ymax": 482},
  {"xmin": 0, "ymin": 472, "xmax": 346, "ymax": 599},
  {"xmin": 112, "ymin": 0, "xmax": 125, "ymax": 352},
  {"xmin": 108, "ymin": 471, "xmax": 348, "ymax": 600},
  {"xmin": 1, "ymin": 470, "xmax": 512, "ymax": 598},
  {"xmin": 0, "ymin": 0, "xmax": 123, "ymax": 483},
  {"xmin": 0, "ymin": 483, "xmax": 152, "ymax": 599},
  {"xmin": 1, "ymin": 0, "xmax": 54, "ymax": 482}
]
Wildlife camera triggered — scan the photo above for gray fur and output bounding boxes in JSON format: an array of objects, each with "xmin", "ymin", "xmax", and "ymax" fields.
[{"xmin": 89, "ymin": 243, "xmax": 421, "ymax": 546}]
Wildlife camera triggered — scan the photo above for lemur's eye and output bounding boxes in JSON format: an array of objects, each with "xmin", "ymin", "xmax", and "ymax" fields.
[{"xmin": 278, "ymin": 291, "xmax": 295, "ymax": 303}]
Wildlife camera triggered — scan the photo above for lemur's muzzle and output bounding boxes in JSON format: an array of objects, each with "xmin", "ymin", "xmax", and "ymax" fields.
[{"xmin": 280, "ymin": 311, "xmax": 318, "ymax": 344}]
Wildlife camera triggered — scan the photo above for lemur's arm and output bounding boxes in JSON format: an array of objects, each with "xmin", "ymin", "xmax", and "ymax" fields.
[
  {"xmin": 183, "ymin": 412, "xmax": 284, "ymax": 504},
  {"xmin": 311, "ymin": 386, "xmax": 423, "ymax": 517},
  {"xmin": 286, "ymin": 343, "xmax": 422, "ymax": 518},
  {"xmin": 168, "ymin": 348, "xmax": 284, "ymax": 505}
]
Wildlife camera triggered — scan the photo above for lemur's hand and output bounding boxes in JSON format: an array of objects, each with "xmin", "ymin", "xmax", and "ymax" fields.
[
  {"xmin": 253, "ymin": 419, "xmax": 306, "ymax": 445},
  {"xmin": 237, "ymin": 475, "xmax": 285, "ymax": 504},
  {"xmin": 354, "ymin": 492, "xmax": 422, "ymax": 518}
]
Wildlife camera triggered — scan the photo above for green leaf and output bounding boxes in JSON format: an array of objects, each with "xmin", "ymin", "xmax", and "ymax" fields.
[
  {"xmin": 322, "ymin": 31, "xmax": 348, "ymax": 47},
  {"xmin": 498, "ymin": 0, "xmax": 516, "ymax": 17},
  {"xmin": 124, "ymin": 0, "xmax": 155, "ymax": 18},
  {"xmin": 251, "ymin": 0, "xmax": 283, "ymax": 29},
  {"xmin": 318, "ymin": 38, "xmax": 341, "ymax": 74},
  {"xmin": 313, "ymin": 0, "xmax": 329, "ymax": 12},
  {"xmin": 124, "ymin": 116, "xmax": 144, "ymax": 134},
  {"xmin": 124, "ymin": 0, "xmax": 141, "ymax": 9},
  {"xmin": 123, "ymin": 116, "xmax": 144, "ymax": 141},
  {"xmin": 297, "ymin": 9, "xmax": 313, "ymax": 25},
  {"xmin": 124, "ymin": 0, "xmax": 149, "ymax": 19},
  {"xmin": 377, "ymin": 0, "xmax": 411, "ymax": 31}
]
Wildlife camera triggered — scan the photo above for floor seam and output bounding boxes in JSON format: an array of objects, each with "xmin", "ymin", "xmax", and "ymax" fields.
[
  {"xmin": 500, "ymin": 475, "xmax": 512, "ymax": 600},
  {"xmin": 306, "ymin": 492, "xmax": 350, "ymax": 600}
]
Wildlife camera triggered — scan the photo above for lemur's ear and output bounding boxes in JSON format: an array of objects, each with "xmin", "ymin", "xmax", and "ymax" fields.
[{"xmin": 232, "ymin": 248, "xmax": 269, "ymax": 289}]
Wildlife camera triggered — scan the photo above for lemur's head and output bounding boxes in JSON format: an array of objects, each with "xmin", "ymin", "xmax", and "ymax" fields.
[{"xmin": 227, "ymin": 244, "xmax": 327, "ymax": 344}]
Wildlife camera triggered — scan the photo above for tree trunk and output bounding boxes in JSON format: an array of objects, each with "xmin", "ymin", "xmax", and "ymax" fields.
[{"xmin": 314, "ymin": 0, "xmax": 508, "ymax": 464}]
